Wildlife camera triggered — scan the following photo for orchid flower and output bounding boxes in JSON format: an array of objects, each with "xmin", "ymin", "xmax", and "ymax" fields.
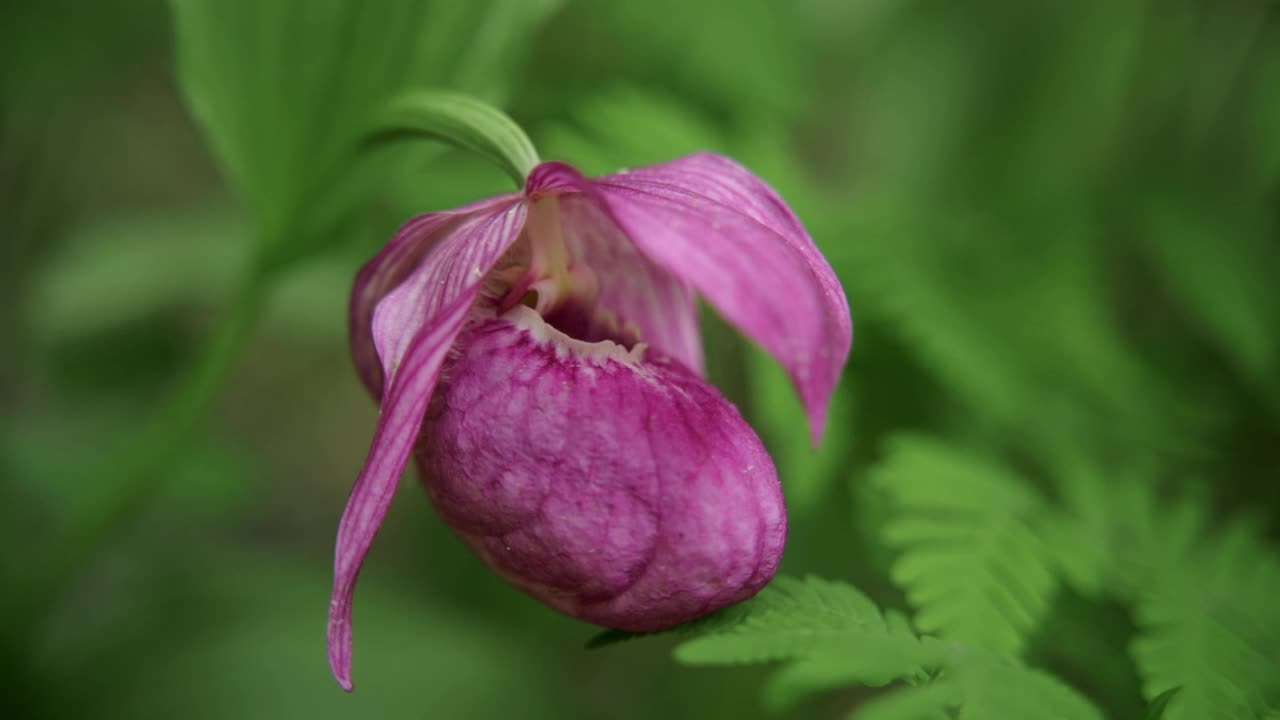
[{"xmin": 329, "ymin": 152, "xmax": 851, "ymax": 690}]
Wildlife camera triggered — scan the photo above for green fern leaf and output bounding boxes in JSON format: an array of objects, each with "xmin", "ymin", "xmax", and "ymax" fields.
[
  {"xmin": 953, "ymin": 658, "xmax": 1103, "ymax": 720},
  {"xmin": 1131, "ymin": 517, "xmax": 1280, "ymax": 720},
  {"xmin": 1143, "ymin": 688, "xmax": 1181, "ymax": 720},
  {"xmin": 873, "ymin": 436, "xmax": 1057, "ymax": 657},
  {"xmin": 1137, "ymin": 191, "xmax": 1280, "ymax": 406},
  {"xmin": 850, "ymin": 682, "xmax": 957, "ymax": 720},
  {"xmin": 673, "ymin": 576, "xmax": 923, "ymax": 666},
  {"xmin": 851, "ymin": 657, "xmax": 1102, "ymax": 720},
  {"xmin": 763, "ymin": 634, "xmax": 943, "ymax": 711}
]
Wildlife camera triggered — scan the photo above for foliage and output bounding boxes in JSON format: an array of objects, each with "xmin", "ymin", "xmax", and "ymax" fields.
[
  {"xmin": 3, "ymin": 0, "xmax": 1278, "ymax": 719},
  {"xmin": 170, "ymin": 0, "xmax": 558, "ymax": 269},
  {"xmin": 637, "ymin": 574, "xmax": 1101, "ymax": 719},
  {"xmin": 872, "ymin": 437, "xmax": 1057, "ymax": 658}
]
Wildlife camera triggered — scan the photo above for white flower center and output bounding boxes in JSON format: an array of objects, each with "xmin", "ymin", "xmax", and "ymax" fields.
[{"xmin": 502, "ymin": 305, "xmax": 647, "ymax": 366}]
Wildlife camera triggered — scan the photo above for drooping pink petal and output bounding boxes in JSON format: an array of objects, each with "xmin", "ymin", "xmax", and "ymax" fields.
[
  {"xmin": 557, "ymin": 194, "xmax": 704, "ymax": 374},
  {"xmin": 528, "ymin": 158, "xmax": 851, "ymax": 443},
  {"xmin": 329, "ymin": 200, "xmax": 527, "ymax": 691},
  {"xmin": 349, "ymin": 194, "xmax": 519, "ymax": 398},
  {"xmin": 328, "ymin": 295, "xmax": 470, "ymax": 692}
]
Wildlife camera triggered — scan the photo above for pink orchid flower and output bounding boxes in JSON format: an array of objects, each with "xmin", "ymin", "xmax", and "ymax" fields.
[{"xmin": 329, "ymin": 152, "xmax": 851, "ymax": 690}]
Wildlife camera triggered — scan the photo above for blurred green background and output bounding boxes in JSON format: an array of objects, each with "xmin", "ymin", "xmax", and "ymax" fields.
[{"xmin": 2, "ymin": 0, "xmax": 1277, "ymax": 718}]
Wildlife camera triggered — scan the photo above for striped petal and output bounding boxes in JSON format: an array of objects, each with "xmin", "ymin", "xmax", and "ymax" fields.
[
  {"xmin": 528, "ymin": 156, "xmax": 851, "ymax": 442},
  {"xmin": 348, "ymin": 194, "xmax": 519, "ymax": 398},
  {"xmin": 330, "ymin": 199, "xmax": 527, "ymax": 691},
  {"xmin": 556, "ymin": 194, "xmax": 704, "ymax": 374}
]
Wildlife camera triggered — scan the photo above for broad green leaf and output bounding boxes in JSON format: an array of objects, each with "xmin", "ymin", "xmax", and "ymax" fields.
[
  {"xmin": 873, "ymin": 436, "xmax": 1057, "ymax": 658},
  {"xmin": 170, "ymin": 0, "xmax": 557, "ymax": 266}
]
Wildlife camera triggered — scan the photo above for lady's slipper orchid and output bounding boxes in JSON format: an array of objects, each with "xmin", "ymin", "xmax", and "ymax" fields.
[{"xmin": 329, "ymin": 152, "xmax": 851, "ymax": 690}]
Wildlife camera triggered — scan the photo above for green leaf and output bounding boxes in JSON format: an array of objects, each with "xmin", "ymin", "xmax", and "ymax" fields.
[
  {"xmin": 582, "ymin": 587, "xmax": 760, "ymax": 650},
  {"xmin": 872, "ymin": 435, "xmax": 1057, "ymax": 658},
  {"xmin": 370, "ymin": 90, "xmax": 538, "ymax": 187},
  {"xmin": 1137, "ymin": 188, "xmax": 1280, "ymax": 408},
  {"xmin": 1143, "ymin": 688, "xmax": 1181, "ymax": 720},
  {"xmin": 673, "ymin": 576, "xmax": 921, "ymax": 666},
  {"xmin": 763, "ymin": 634, "xmax": 938, "ymax": 712},
  {"xmin": 1130, "ymin": 517, "xmax": 1280, "ymax": 720},
  {"xmin": 663, "ymin": 576, "xmax": 936, "ymax": 711},
  {"xmin": 851, "ymin": 683, "xmax": 956, "ymax": 720},
  {"xmin": 170, "ymin": 0, "xmax": 556, "ymax": 266},
  {"xmin": 952, "ymin": 659, "xmax": 1103, "ymax": 720},
  {"xmin": 850, "ymin": 656, "xmax": 1103, "ymax": 720}
]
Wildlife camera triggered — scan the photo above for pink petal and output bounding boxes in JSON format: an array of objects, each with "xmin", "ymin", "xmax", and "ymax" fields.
[
  {"xmin": 529, "ymin": 157, "xmax": 851, "ymax": 443},
  {"xmin": 418, "ymin": 307, "xmax": 783, "ymax": 629},
  {"xmin": 349, "ymin": 194, "xmax": 519, "ymax": 398},
  {"xmin": 557, "ymin": 194, "xmax": 705, "ymax": 374},
  {"xmin": 330, "ymin": 200, "xmax": 527, "ymax": 691}
]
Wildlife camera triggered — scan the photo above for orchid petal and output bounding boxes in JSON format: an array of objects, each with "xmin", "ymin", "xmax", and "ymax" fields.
[
  {"xmin": 370, "ymin": 202, "xmax": 525, "ymax": 390},
  {"xmin": 330, "ymin": 200, "xmax": 527, "ymax": 691},
  {"xmin": 599, "ymin": 154, "xmax": 851, "ymax": 441},
  {"xmin": 349, "ymin": 194, "xmax": 519, "ymax": 398},
  {"xmin": 557, "ymin": 194, "xmax": 704, "ymax": 374},
  {"xmin": 529, "ymin": 158, "xmax": 850, "ymax": 442},
  {"xmin": 418, "ymin": 308, "xmax": 783, "ymax": 630}
]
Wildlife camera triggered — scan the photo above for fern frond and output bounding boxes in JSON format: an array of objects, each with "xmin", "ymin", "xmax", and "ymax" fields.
[
  {"xmin": 952, "ymin": 657, "xmax": 1103, "ymax": 720},
  {"xmin": 826, "ymin": 207, "xmax": 1159, "ymax": 440},
  {"xmin": 872, "ymin": 436, "xmax": 1057, "ymax": 657},
  {"xmin": 850, "ymin": 656, "xmax": 1102, "ymax": 720},
  {"xmin": 673, "ymin": 575, "xmax": 923, "ymax": 666},
  {"xmin": 850, "ymin": 682, "xmax": 956, "ymax": 720},
  {"xmin": 762, "ymin": 635, "xmax": 939, "ymax": 712},
  {"xmin": 1131, "ymin": 516, "xmax": 1280, "ymax": 720},
  {"xmin": 642, "ymin": 571, "xmax": 1101, "ymax": 717},
  {"xmin": 1138, "ymin": 194, "xmax": 1280, "ymax": 407},
  {"xmin": 1143, "ymin": 688, "xmax": 1180, "ymax": 720}
]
